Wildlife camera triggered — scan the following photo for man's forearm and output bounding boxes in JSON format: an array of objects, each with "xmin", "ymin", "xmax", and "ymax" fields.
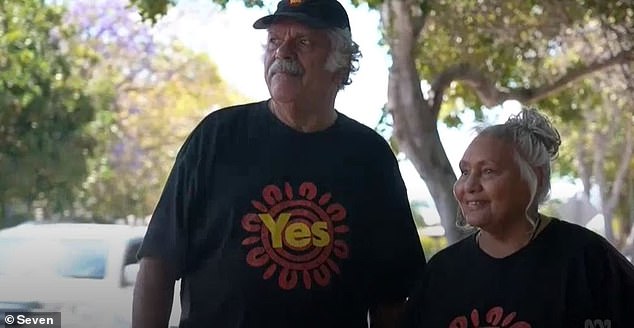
[
  {"xmin": 369, "ymin": 302, "xmax": 406, "ymax": 328},
  {"xmin": 132, "ymin": 258, "xmax": 176, "ymax": 328}
]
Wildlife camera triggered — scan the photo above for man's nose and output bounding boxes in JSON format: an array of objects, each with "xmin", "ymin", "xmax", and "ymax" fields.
[{"xmin": 275, "ymin": 39, "xmax": 294, "ymax": 59}]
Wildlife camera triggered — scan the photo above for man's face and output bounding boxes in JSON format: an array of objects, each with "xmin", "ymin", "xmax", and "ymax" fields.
[{"xmin": 264, "ymin": 20, "xmax": 339, "ymax": 104}]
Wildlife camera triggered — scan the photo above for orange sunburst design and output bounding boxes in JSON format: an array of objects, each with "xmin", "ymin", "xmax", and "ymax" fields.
[
  {"xmin": 241, "ymin": 182, "xmax": 349, "ymax": 290},
  {"xmin": 449, "ymin": 306, "xmax": 531, "ymax": 328}
]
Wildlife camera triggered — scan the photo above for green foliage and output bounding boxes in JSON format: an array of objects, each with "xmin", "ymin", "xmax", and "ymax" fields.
[
  {"xmin": 0, "ymin": 0, "xmax": 248, "ymax": 225},
  {"xmin": 78, "ymin": 45, "xmax": 248, "ymax": 221},
  {"xmin": 418, "ymin": 0, "xmax": 632, "ymax": 120},
  {"xmin": 541, "ymin": 199, "xmax": 564, "ymax": 218},
  {"xmin": 64, "ymin": 1, "xmax": 249, "ymax": 221},
  {"xmin": 130, "ymin": 0, "xmax": 264, "ymax": 23},
  {"xmin": 128, "ymin": 0, "xmax": 175, "ymax": 23},
  {"xmin": 0, "ymin": 0, "xmax": 104, "ymax": 225},
  {"xmin": 420, "ymin": 235, "xmax": 448, "ymax": 260}
]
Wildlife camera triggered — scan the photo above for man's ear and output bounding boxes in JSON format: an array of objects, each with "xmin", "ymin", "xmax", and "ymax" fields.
[{"xmin": 332, "ymin": 69, "xmax": 346, "ymax": 87}]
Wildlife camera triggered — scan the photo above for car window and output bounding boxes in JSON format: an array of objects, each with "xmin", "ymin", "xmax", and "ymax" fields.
[
  {"xmin": 0, "ymin": 237, "xmax": 108, "ymax": 279},
  {"xmin": 124, "ymin": 238, "xmax": 143, "ymax": 266}
]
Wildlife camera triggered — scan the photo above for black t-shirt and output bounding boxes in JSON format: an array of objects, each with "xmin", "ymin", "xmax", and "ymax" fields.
[
  {"xmin": 138, "ymin": 101, "xmax": 426, "ymax": 328},
  {"xmin": 403, "ymin": 218, "xmax": 634, "ymax": 328}
]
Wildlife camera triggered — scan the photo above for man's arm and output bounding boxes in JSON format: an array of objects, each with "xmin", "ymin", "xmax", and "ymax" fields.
[
  {"xmin": 366, "ymin": 136, "xmax": 427, "ymax": 328},
  {"xmin": 369, "ymin": 302, "xmax": 406, "ymax": 328},
  {"xmin": 132, "ymin": 257, "xmax": 177, "ymax": 328}
]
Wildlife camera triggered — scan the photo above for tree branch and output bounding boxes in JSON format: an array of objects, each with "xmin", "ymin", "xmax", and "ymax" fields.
[
  {"xmin": 411, "ymin": 0, "xmax": 429, "ymax": 37},
  {"xmin": 430, "ymin": 49, "xmax": 634, "ymax": 110}
]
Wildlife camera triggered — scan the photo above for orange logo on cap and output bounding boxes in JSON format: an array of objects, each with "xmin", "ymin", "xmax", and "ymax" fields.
[{"xmin": 289, "ymin": 0, "xmax": 302, "ymax": 6}]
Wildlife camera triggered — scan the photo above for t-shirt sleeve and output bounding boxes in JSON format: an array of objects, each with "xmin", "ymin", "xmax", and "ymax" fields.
[
  {"xmin": 367, "ymin": 141, "xmax": 427, "ymax": 305},
  {"xmin": 136, "ymin": 121, "xmax": 209, "ymax": 279},
  {"xmin": 586, "ymin": 238, "xmax": 634, "ymax": 327},
  {"xmin": 567, "ymin": 234, "xmax": 634, "ymax": 327}
]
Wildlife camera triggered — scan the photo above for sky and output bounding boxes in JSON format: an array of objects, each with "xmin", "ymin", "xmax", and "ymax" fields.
[{"xmin": 155, "ymin": 0, "xmax": 584, "ymax": 224}]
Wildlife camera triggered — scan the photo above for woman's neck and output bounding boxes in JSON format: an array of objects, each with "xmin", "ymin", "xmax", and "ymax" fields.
[{"xmin": 477, "ymin": 215, "xmax": 546, "ymax": 258}]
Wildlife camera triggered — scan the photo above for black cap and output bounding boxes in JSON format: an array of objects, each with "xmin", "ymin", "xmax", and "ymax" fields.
[{"xmin": 253, "ymin": 0, "xmax": 350, "ymax": 30}]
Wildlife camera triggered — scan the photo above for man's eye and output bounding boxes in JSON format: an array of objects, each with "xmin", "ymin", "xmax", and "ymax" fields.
[
  {"xmin": 298, "ymin": 39, "xmax": 310, "ymax": 46},
  {"xmin": 483, "ymin": 168, "xmax": 494, "ymax": 174}
]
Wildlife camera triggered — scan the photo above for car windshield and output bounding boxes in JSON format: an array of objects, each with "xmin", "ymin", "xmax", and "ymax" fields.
[{"xmin": 0, "ymin": 237, "xmax": 108, "ymax": 279}]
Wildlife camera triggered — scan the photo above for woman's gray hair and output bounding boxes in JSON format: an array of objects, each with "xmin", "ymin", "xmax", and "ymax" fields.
[
  {"xmin": 325, "ymin": 27, "xmax": 361, "ymax": 90},
  {"xmin": 478, "ymin": 108, "xmax": 561, "ymax": 226}
]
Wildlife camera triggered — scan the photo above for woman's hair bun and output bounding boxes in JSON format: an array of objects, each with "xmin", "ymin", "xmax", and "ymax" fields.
[{"xmin": 505, "ymin": 108, "xmax": 561, "ymax": 159}]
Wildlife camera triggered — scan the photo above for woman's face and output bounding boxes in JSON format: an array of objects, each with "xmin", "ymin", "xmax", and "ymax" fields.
[{"xmin": 453, "ymin": 135, "xmax": 532, "ymax": 233}]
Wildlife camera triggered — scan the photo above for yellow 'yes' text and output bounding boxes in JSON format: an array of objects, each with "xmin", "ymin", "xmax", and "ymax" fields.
[{"xmin": 259, "ymin": 213, "xmax": 330, "ymax": 248}]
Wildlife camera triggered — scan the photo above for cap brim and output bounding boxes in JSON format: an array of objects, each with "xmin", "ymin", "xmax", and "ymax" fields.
[{"xmin": 253, "ymin": 13, "xmax": 330, "ymax": 29}]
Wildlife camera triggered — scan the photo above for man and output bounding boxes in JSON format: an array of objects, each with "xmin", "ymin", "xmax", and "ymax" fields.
[{"xmin": 132, "ymin": 0, "xmax": 425, "ymax": 327}]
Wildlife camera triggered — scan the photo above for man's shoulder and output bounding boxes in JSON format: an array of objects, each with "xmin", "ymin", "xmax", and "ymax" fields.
[
  {"xmin": 200, "ymin": 101, "xmax": 265, "ymax": 126},
  {"xmin": 183, "ymin": 101, "xmax": 266, "ymax": 139},
  {"xmin": 338, "ymin": 112, "xmax": 382, "ymax": 136},
  {"xmin": 176, "ymin": 101, "xmax": 264, "ymax": 155},
  {"xmin": 337, "ymin": 113, "xmax": 392, "ymax": 150}
]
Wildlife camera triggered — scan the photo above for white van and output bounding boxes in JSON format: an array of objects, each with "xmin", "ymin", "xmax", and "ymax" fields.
[{"xmin": 0, "ymin": 222, "xmax": 181, "ymax": 328}]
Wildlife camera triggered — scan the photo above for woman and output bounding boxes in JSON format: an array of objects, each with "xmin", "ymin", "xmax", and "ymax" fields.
[{"xmin": 403, "ymin": 109, "xmax": 634, "ymax": 328}]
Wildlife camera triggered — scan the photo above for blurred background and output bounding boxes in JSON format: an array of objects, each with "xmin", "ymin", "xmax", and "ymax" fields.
[{"xmin": 0, "ymin": 0, "xmax": 633, "ymax": 326}]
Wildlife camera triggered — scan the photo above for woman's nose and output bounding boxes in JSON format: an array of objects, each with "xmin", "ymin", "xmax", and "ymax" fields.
[{"xmin": 464, "ymin": 174, "xmax": 482, "ymax": 193}]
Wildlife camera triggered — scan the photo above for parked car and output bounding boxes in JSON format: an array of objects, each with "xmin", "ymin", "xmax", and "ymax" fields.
[{"xmin": 0, "ymin": 222, "xmax": 180, "ymax": 327}]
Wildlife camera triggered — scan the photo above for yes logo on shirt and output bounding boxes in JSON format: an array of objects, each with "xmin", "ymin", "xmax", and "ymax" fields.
[{"xmin": 241, "ymin": 182, "xmax": 350, "ymax": 290}]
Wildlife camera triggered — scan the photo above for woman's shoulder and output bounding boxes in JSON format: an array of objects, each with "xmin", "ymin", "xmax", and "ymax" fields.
[
  {"xmin": 546, "ymin": 217, "xmax": 632, "ymax": 268},
  {"xmin": 546, "ymin": 217, "xmax": 613, "ymax": 251}
]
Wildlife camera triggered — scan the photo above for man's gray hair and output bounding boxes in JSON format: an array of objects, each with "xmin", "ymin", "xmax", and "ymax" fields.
[{"xmin": 325, "ymin": 27, "xmax": 361, "ymax": 90}]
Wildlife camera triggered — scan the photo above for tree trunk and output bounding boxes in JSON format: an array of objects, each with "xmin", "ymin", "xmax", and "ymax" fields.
[
  {"xmin": 381, "ymin": 0, "xmax": 468, "ymax": 244},
  {"xmin": 605, "ymin": 124, "xmax": 634, "ymax": 244},
  {"xmin": 575, "ymin": 142, "xmax": 592, "ymax": 198},
  {"xmin": 626, "ymin": 178, "xmax": 634, "ymax": 249}
]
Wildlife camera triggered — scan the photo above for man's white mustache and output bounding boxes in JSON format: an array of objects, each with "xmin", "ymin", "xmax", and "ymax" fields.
[{"xmin": 268, "ymin": 59, "xmax": 304, "ymax": 78}]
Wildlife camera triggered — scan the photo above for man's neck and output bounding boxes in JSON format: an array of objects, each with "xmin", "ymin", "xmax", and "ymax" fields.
[{"xmin": 269, "ymin": 99, "xmax": 338, "ymax": 133}]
